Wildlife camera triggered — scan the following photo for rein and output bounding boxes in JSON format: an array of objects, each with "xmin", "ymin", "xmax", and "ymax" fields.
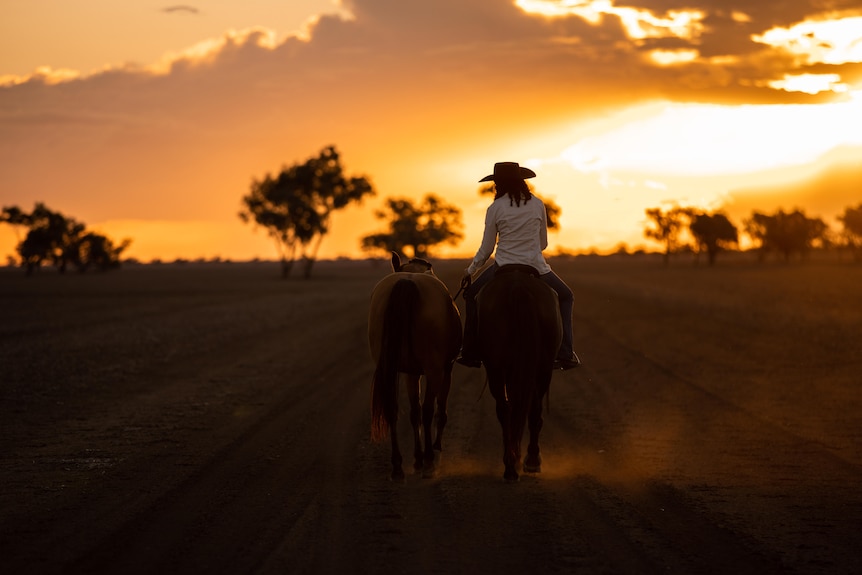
[{"xmin": 453, "ymin": 275, "xmax": 471, "ymax": 301}]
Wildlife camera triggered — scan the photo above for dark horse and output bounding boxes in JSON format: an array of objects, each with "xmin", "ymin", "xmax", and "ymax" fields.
[
  {"xmin": 368, "ymin": 252, "xmax": 462, "ymax": 480},
  {"xmin": 477, "ymin": 264, "xmax": 562, "ymax": 482}
]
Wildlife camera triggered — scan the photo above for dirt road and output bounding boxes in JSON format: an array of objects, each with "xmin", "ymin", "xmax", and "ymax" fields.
[{"xmin": 1, "ymin": 258, "xmax": 860, "ymax": 574}]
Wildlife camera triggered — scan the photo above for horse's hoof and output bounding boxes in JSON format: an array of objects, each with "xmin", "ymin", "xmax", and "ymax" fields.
[
  {"xmin": 422, "ymin": 453, "xmax": 439, "ymax": 478},
  {"xmin": 391, "ymin": 468, "xmax": 406, "ymax": 483},
  {"xmin": 523, "ymin": 455, "xmax": 542, "ymax": 473},
  {"xmin": 503, "ymin": 469, "xmax": 519, "ymax": 483}
]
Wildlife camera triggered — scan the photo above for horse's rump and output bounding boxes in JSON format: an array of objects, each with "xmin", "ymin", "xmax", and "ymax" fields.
[
  {"xmin": 367, "ymin": 257, "xmax": 462, "ymax": 478},
  {"xmin": 477, "ymin": 265, "xmax": 562, "ymax": 480},
  {"xmin": 478, "ymin": 268, "xmax": 561, "ymax": 370},
  {"xmin": 368, "ymin": 272, "xmax": 462, "ymax": 443},
  {"xmin": 494, "ymin": 263, "xmax": 541, "ymax": 278}
]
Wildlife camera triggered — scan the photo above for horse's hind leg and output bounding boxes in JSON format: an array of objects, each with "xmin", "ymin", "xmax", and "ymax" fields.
[
  {"xmin": 420, "ymin": 373, "xmax": 440, "ymax": 476},
  {"xmin": 389, "ymin": 430, "xmax": 404, "ymax": 482},
  {"xmin": 524, "ymin": 372, "xmax": 551, "ymax": 473},
  {"xmin": 406, "ymin": 374, "xmax": 424, "ymax": 472},
  {"xmin": 431, "ymin": 363, "xmax": 453, "ymax": 452},
  {"xmin": 489, "ymin": 373, "xmax": 519, "ymax": 482},
  {"xmin": 385, "ymin": 374, "xmax": 407, "ymax": 482},
  {"xmin": 524, "ymin": 393, "xmax": 544, "ymax": 473}
]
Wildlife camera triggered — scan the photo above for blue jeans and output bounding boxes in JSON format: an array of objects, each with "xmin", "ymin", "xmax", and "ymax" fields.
[{"xmin": 462, "ymin": 263, "xmax": 575, "ymax": 360}]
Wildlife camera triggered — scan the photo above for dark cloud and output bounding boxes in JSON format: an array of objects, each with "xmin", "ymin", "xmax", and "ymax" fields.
[
  {"xmin": 0, "ymin": 0, "xmax": 858, "ymax": 227},
  {"xmin": 162, "ymin": 6, "xmax": 200, "ymax": 15}
]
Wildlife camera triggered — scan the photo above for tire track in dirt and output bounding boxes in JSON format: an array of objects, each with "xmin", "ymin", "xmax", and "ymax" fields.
[
  {"xmin": 558, "ymin": 277, "xmax": 862, "ymax": 575},
  {"xmin": 5, "ymin": 262, "xmax": 861, "ymax": 574},
  {"xmin": 65, "ymin": 296, "xmax": 376, "ymax": 574}
]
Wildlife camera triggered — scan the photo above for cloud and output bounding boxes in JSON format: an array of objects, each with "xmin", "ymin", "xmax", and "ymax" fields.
[
  {"xmin": 162, "ymin": 6, "xmax": 200, "ymax": 15},
  {"xmin": 1, "ymin": 0, "xmax": 861, "ymax": 260}
]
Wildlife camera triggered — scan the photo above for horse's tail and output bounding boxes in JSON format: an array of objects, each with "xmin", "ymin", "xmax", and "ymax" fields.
[{"xmin": 370, "ymin": 278, "xmax": 417, "ymax": 442}]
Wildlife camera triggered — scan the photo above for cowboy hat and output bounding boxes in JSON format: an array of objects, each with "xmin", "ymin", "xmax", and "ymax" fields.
[{"xmin": 479, "ymin": 161, "xmax": 536, "ymax": 183}]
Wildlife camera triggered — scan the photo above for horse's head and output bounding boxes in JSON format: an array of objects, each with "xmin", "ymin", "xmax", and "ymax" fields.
[{"xmin": 390, "ymin": 251, "xmax": 435, "ymax": 275}]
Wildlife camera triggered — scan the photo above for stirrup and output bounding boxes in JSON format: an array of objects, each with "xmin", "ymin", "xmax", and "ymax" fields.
[{"xmin": 554, "ymin": 352, "xmax": 581, "ymax": 370}]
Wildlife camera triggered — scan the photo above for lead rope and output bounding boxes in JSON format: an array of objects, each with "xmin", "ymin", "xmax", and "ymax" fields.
[{"xmin": 453, "ymin": 274, "xmax": 471, "ymax": 301}]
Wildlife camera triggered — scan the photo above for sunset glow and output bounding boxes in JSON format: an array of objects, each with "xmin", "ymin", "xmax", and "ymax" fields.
[
  {"xmin": 768, "ymin": 73, "xmax": 848, "ymax": 95},
  {"xmin": 2, "ymin": 1, "xmax": 862, "ymax": 262},
  {"xmin": 554, "ymin": 95, "xmax": 862, "ymax": 177},
  {"xmin": 648, "ymin": 49, "xmax": 699, "ymax": 67},
  {"xmin": 516, "ymin": 0, "xmax": 706, "ymax": 41},
  {"xmin": 754, "ymin": 15, "xmax": 862, "ymax": 66}
]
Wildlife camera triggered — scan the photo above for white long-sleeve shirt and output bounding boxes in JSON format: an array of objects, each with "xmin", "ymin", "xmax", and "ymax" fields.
[{"xmin": 466, "ymin": 194, "xmax": 552, "ymax": 276}]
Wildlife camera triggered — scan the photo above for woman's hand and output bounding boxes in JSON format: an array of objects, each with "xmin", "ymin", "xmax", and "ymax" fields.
[{"xmin": 460, "ymin": 272, "xmax": 472, "ymax": 291}]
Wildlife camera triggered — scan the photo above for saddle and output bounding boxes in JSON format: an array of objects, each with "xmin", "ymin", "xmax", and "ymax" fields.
[{"xmin": 495, "ymin": 264, "xmax": 541, "ymax": 278}]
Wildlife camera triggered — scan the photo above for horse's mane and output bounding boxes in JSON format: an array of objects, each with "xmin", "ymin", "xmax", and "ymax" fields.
[
  {"xmin": 390, "ymin": 251, "xmax": 434, "ymax": 274},
  {"xmin": 406, "ymin": 257, "xmax": 432, "ymax": 270}
]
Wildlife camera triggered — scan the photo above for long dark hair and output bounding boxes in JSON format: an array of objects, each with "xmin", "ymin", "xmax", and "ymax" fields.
[{"xmin": 493, "ymin": 178, "xmax": 532, "ymax": 207}]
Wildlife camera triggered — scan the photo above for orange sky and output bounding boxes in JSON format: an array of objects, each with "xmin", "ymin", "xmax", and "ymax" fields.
[{"xmin": 2, "ymin": 0, "xmax": 862, "ymax": 263}]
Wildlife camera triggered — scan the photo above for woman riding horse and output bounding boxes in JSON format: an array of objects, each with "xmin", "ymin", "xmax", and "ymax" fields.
[{"xmin": 458, "ymin": 162, "xmax": 580, "ymax": 370}]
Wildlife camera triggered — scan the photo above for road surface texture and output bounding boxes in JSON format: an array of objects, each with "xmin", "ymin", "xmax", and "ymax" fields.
[{"xmin": 1, "ymin": 257, "xmax": 860, "ymax": 574}]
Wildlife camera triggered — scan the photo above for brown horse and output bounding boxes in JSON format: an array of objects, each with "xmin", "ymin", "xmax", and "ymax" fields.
[
  {"xmin": 476, "ymin": 264, "xmax": 562, "ymax": 482},
  {"xmin": 368, "ymin": 252, "xmax": 462, "ymax": 480}
]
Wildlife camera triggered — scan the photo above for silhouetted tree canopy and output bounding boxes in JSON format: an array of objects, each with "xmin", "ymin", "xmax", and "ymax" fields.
[
  {"xmin": 361, "ymin": 194, "xmax": 463, "ymax": 259},
  {"xmin": 689, "ymin": 211, "xmax": 738, "ymax": 266},
  {"xmin": 1, "ymin": 203, "xmax": 130, "ymax": 275},
  {"xmin": 239, "ymin": 146, "xmax": 375, "ymax": 278},
  {"xmin": 479, "ymin": 182, "xmax": 562, "ymax": 230},
  {"xmin": 644, "ymin": 205, "xmax": 693, "ymax": 266},
  {"xmin": 838, "ymin": 203, "xmax": 862, "ymax": 261},
  {"xmin": 744, "ymin": 209, "xmax": 828, "ymax": 262}
]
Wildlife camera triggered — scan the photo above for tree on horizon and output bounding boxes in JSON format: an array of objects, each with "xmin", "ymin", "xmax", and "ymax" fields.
[
  {"xmin": 689, "ymin": 211, "xmax": 738, "ymax": 266},
  {"xmin": 1, "ymin": 203, "xmax": 130, "ymax": 274},
  {"xmin": 361, "ymin": 194, "xmax": 463, "ymax": 260},
  {"xmin": 744, "ymin": 208, "xmax": 828, "ymax": 262},
  {"xmin": 644, "ymin": 205, "xmax": 693, "ymax": 266},
  {"xmin": 838, "ymin": 203, "xmax": 862, "ymax": 261},
  {"xmin": 240, "ymin": 146, "xmax": 375, "ymax": 278}
]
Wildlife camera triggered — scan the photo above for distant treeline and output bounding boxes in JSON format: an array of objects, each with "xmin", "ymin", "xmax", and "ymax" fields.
[
  {"xmin": 5, "ymin": 198, "xmax": 861, "ymax": 276},
  {"xmin": 641, "ymin": 204, "xmax": 862, "ymax": 266},
  {"xmin": 1, "ymin": 203, "xmax": 131, "ymax": 274}
]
